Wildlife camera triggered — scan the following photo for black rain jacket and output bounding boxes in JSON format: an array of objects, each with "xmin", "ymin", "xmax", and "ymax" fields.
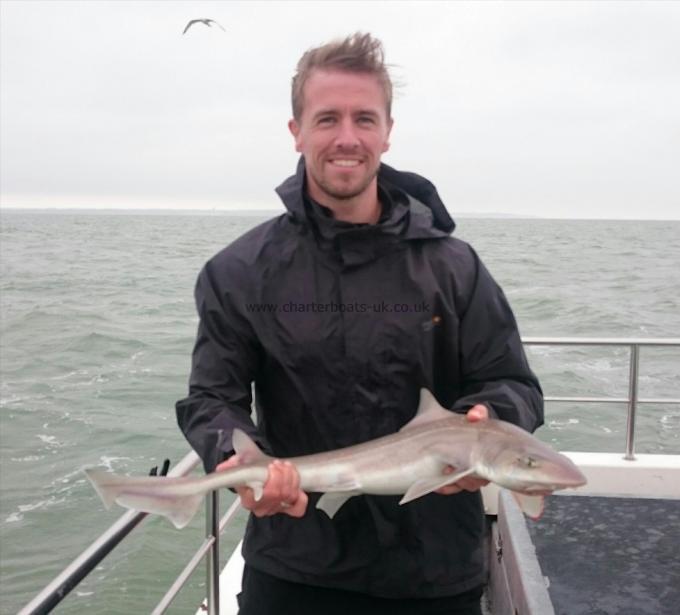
[{"xmin": 176, "ymin": 159, "xmax": 543, "ymax": 598}]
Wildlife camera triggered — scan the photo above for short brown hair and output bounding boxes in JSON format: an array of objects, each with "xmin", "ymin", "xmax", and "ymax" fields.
[{"xmin": 291, "ymin": 32, "xmax": 393, "ymax": 121}]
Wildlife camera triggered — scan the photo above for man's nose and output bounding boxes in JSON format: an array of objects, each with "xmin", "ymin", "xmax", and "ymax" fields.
[{"xmin": 334, "ymin": 118, "xmax": 360, "ymax": 149}]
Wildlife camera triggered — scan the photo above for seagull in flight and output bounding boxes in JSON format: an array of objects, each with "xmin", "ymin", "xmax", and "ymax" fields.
[{"xmin": 182, "ymin": 18, "xmax": 226, "ymax": 35}]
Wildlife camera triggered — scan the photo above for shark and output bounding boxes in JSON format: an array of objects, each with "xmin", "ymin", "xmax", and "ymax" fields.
[{"xmin": 85, "ymin": 389, "xmax": 586, "ymax": 529}]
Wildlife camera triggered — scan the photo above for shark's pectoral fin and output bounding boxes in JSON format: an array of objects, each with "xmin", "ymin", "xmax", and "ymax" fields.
[
  {"xmin": 511, "ymin": 491, "xmax": 545, "ymax": 520},
  {"xmin": 399, "ymin": 468, "xmax": 476, "ymax": 505},
  {"xmin": 316, "ymin": 492, "xmax": 360, "ymax": 519}
]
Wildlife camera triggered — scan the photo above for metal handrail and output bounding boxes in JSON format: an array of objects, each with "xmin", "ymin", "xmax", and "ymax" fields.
[
  {"xmin": 522, "ymin": 337, "xmax": 680, "ymax": 346},
  {"xmin": 18, "ymin": 337, "xmax": 680, "ymax": 614},
  {"xmin": 150, "ymin": 498, "xmax": 243, "ymax": 615},
  {"xmin": 522, "ymin": 337, "xmax": 680, "ymax": 460},
  {"xmin": 17, "ymin": 451, "xmax": 203, "ymax": 615}
]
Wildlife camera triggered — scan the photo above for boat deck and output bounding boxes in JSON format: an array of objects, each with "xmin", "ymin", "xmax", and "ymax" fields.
[{"xmin": 527, "ymin": 495, "xmax": 680, "ymax": 615}]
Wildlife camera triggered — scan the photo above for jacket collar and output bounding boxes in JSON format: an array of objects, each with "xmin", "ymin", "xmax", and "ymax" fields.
[{"xmin": 275, "ymin": 157, "xmax": 455, "ymax": 240}]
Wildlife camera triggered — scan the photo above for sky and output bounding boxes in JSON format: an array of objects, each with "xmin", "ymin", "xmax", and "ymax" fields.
[{"xmin": 1, "ymin": 0, "xmax": 679, "ymax": 219}]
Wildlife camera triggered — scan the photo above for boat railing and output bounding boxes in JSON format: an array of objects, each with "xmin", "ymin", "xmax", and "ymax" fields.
[
  {"xmin": 522, "ymin": 337, "xmax": 680, "ymax": 460},
  {"xmin": 18, "ymin": 337, "xmax": 680, "ymax": 615}
]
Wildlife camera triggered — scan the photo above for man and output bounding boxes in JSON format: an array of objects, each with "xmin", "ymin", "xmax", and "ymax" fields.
[{"xmin": 176, "ymin": 33, "xmax": 543, "ymax": 615}]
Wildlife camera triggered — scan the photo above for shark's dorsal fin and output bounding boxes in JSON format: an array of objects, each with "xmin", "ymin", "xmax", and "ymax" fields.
[
  {"xmin": 400, "ymin": 389, "xmax": 454, "ymax": 432},
  {"xmin": 232, "ymin": 429, "xmax": 269, "ymax": 464}
]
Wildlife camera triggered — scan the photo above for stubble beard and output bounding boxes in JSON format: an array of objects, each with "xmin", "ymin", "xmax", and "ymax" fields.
[{"xmin": 312, "ymin": 164, "xmax": 380, "ymax": 202}]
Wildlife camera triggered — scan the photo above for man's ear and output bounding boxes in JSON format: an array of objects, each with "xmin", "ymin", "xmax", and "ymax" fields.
[
  {"xmin": 288, "ymin": 119, "xmax": 302, "ymax": 152},
  {"xmin": 383, "ymin": 117, "xmax": 394, "ymax": 153}
]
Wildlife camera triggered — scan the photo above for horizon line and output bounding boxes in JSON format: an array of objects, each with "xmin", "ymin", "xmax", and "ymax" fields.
[{"xmin": 1, "ymin": 206, "xmax": 678, "ymax": 223}]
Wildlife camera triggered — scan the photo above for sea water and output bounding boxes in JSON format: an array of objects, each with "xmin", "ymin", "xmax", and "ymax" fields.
[{"xmin": 1, "ymin": 212, "xmax": 679, "ymax": 613}]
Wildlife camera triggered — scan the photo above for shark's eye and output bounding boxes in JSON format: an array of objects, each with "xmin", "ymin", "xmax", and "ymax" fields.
[{"xmin": 520, "ymin": 456, "xmax": 538, "ymax": 468}]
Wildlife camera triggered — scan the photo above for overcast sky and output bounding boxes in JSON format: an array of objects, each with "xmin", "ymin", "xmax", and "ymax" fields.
[{"xmin": 1, "ymin": 0, "xmax": 679, "ymax": 219}]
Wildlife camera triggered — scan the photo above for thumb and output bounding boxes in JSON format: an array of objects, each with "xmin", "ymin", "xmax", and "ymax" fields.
[
  {"xmin": 216, "ymin": 454, "xmax": 241, "ymax": 472},
  {"xmin": 465, "ymin": 404, "xmax": 489, "ymax": 423}
]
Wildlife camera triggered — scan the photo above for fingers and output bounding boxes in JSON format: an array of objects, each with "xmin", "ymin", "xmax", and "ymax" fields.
[
  {"xmin": 215, "ymin": 454, "xmax": 260, "ymax": 508},
  {"xmin": 216, "ymin": 454, "xmax": 242, "ymax": 472},
  {"xmin": 279, "ymin": 460, "xmax": 299, "ymax": 500},
  {"xmin": 282, "ymin": 462, "xmax": 309, "ymax": 516},
  {"xmin": 249, "ymin": 460, "xmax": 308, "ymax": 518},
  {"xmin": 435, "ymin": 465, "xmax": 490, "ymax": 495},
  {"xmin": 465, "ymin": 404, "xmax": 489, "ymax": 423},
  {"xmin": 264, "ymin": 460, "xmax": 297, "ymax": 509},
  {"xmin": 285, "ymin": 490, "xmax": 309, "ymax": 518},
  {"xmin": 216, "ymin": 455, "xmax": 307, "ymax": 517},
  {"xmin": 436, "ymin": 483, "xmax": 463, "ymax": 495},
  {"xmin": 435, "ymin": 465, "xmax": 462, "ymax": 494},
  {"xmin": 457, "ymin": 476, "xmax": 490, "ymax": 491}
]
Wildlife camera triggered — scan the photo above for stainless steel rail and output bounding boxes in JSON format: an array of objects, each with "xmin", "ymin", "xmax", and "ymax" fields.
[
  {"xmin": 19, "ymin": 451, "xmax": 245, "ymax": 615},
  {"xmin": 150, "ymin": 497, "xmax": 242, "ymax": 615},
  {"xmin": 522, "ymin": 337, "xmax": 680, "ymax": 460},
  {"xmin": 18, "ymin": 451, "xmax": 203, "ymax": 615},
  {"xmin": 18, "ymin": 337, "xmax": 680, "ymax": 614}
]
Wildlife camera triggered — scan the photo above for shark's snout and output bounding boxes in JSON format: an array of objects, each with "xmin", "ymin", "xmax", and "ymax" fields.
[{"xmin": 545, "ymin": 456, "xmax": 587, "ymax": 488}]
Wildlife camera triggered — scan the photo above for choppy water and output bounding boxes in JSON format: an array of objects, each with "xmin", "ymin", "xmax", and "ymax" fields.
[{"xmin": 1, "ymin": 211, "xmax": 679, "ymax": 613}]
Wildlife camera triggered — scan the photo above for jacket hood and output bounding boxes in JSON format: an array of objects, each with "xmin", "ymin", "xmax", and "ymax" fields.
[{"xmin": 275, "ymin": 157, "xmax": 456, "ymax": 238}]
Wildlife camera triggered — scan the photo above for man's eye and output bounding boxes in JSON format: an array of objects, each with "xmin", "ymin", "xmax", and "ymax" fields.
[
  {"xmin": 318, "ymin": 117, "xmax": 335, "ymax": 125},
  {"xmin": 358, "ymin": 116, "xmax": 375, "ymax": 124}
]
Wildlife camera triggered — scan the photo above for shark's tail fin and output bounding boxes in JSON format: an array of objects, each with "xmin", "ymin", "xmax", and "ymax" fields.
[{"xmin": 84, "ymin": 468, "xmax": 204, "ymax": 529}]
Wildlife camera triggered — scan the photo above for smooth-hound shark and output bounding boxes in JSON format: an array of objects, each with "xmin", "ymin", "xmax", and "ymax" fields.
[{"xmin": 86, "ymin": 389, "xmax": 586, "ymax": 528}]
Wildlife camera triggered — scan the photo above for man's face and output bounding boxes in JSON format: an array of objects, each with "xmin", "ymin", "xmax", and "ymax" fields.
[{"xmin": 288, "ymin": 69, "xmax": 393, "ymax": 205}]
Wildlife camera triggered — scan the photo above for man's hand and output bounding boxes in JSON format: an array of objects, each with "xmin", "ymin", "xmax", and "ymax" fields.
[
  {"xmin": 216, "ymin": 455, "xmax": 308, "ymax": 518},
  {"xmin": 436, "ymin": 404, "xmax": 491, "ymax": 495}
]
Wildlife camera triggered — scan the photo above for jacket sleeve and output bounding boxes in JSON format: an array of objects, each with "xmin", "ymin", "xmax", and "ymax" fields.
[
  {"xmin": 450, "ymin": 248, "xmax": 544, "ymax": 433},
  {"xmin": 176, "ymin": 260, "xmax": 266, "ymax": 473}
]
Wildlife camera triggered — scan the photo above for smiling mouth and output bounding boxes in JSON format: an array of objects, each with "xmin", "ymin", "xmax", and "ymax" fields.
[{"xmin": 329, "ymin": 159, "xmax": 361, "ymax": 168}]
